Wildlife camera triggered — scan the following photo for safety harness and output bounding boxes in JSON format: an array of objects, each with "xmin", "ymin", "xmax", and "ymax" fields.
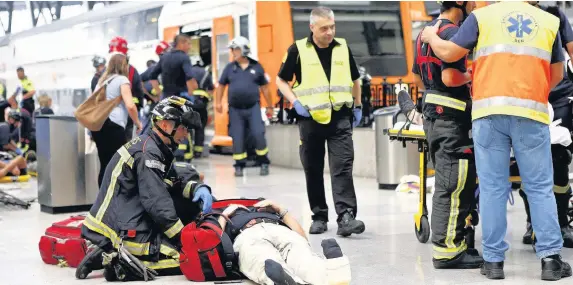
[{"xmin": 415, "ymin": 22, "xmax": 458, "ymax": 83}]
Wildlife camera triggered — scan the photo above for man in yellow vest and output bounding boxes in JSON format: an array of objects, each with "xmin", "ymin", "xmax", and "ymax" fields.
[
  {"xmin": 421, "ymin": 1, "xmax": 571, "ymax": 281},
  {"xmin": 276, "ymin": 6, "xmax": 365, "ymax": 238}
]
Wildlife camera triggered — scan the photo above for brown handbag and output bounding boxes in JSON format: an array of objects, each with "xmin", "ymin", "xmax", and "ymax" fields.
[{"xmin": 74, "ymin": 75, "xmax": 122, "ymax": 132}]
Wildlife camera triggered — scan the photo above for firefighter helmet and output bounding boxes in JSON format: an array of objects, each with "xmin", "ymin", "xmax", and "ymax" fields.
[
  {"xmin": 155, "ymin": 41, "xmax": 171, "ymax": 56},
  {"xmin": 8, "ymin": 110, "xmax": 21, "ymax": 122},
  {"xmin": 92, "ymin": 55, "xmax": 106, "ymax": 68},
  {"xmin": 151, "ymin": 96, "xmax": 202, "ymax": 146},
  {"xmin": 109, "ymin": 36, "xmax": 129, "ymax": 55},
  {"xmin": 228, "ymin": 36, "xmax": 251, "ymax": 56}
]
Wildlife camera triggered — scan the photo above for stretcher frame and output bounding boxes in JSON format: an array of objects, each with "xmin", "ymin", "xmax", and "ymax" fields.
[{"xmin": 384, "ymin": 126, "xmax": 523, "ymax": 246}]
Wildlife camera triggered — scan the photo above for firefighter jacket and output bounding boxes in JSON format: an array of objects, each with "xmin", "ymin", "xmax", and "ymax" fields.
[
  {"xmin": 292, "ymin": 37, "xmax": 354, "ymax": 124},
  {"xmin": 472, "ymin": 1, "xmax": 560, "ymax": 124},
  {"xmin": 82, "ymin": 130, "xmax": 185, "ymax": 257},
  {"xmin": 165, "ymin": 161, "xmax": 212, "ymax": 225}
]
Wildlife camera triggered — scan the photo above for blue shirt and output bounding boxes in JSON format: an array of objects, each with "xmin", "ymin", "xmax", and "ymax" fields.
[
  {"xmin": 219, "ymin": 58, "xmax": 268, "ymax": 108},
  {"xmin": 149, "ymin": 50, "xmax": 197, "ymax": 95}
]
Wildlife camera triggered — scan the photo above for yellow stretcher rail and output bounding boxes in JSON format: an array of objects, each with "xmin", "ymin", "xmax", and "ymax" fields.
[{"xmin": 384, "ymin": 126, "xmax": 522, "ymax": 244}]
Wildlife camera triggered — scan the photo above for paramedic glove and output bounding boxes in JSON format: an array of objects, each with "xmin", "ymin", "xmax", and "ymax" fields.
[
  {"xmin": 179, "ymin": 92, "xmax": 194, "ymax": 103},
  {"xmin": 15, "ymin": 148, "xmax": 23, "ymax": 155},
  {"xmin": 293, "ymin": 100, "xmax": 311, "ymax": 117},
  {"xmin": 353, "ymin": 107, "xmax": 362, "ymax": 128},
  {"xmin": 192, "ymin": 186, "xmax": 213, "ymax": 214}
]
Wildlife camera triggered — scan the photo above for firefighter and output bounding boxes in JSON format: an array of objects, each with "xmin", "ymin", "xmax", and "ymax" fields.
[
  {"xmin": 11, "ymin": 67, "xmax": 36, "ymax": 115},
  {"xmin": 276, "ymin": 7, "xmax": 364, "ymax": 237},
  {"xmin": 140, "ymin": 41, "xmax": 170, "ymax": 134},
  {"xmin": 518, "ymin": 2, "xmax": 573, "ymax": 249},
  {"xmin": 91, "ymin": 56, "xmax": 107, "ymax": 92},
  {"xmin": 412, "ymin": 1, "xmax": 482, "ymax": 269},
  {"xmin": 76, "ymin": 96, "xmax": 212, "ymax": 281},
  {"xmin": 421, "ymin": 1, "xmax": 570, "ymax": 280},
  {"xmin": 190, "ymin": 63, "xmax": 214, "ymax": 158},
  {"xmin": 215, "ymin": 36, "xmax": 272, "ymax": 176}
]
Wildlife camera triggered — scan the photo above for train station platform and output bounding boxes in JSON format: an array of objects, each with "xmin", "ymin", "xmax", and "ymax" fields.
[{"xmin": 0, "ymin": 154, "xmax": 572, "ymax": 284}]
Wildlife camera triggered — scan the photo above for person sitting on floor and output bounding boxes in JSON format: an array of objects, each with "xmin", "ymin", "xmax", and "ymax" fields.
[
  {"xmin": 0, "ymin": 155, "xmax": 27, "ymax": 178},
  {"xmin": 218, "ymin": 200, "xmax": 351, "ymax": 285}
]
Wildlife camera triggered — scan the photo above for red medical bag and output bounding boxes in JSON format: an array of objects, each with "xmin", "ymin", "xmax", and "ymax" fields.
[
  {"xmin": 179, "ymin": 198, "xmax": 263, "ymax": 282},
  {"xmin": 38, "ymin": 215, "xmax": 88, "ymax": 268}
]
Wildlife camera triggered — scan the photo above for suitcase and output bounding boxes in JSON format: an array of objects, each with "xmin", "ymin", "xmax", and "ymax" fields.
[{"xmin": 38, "ymin": 215, "xmax": 89, "ymax": 268}]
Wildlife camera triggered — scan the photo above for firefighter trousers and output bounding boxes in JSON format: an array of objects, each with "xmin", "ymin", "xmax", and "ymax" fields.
[
  {"xmin": 229, "ymin": 103, "xmax": 269, "ymax": 167},
  {"xmin": 299, "ymin": 115, "xmax": 357, "ymax": 222},
  {"xmin": 193, "ymin": 100, "xmax": 209, "ymax": 154},
  {"xmin": 423, "ymin": 118, "xmax": 477, "ymax": 260},
  {"xmin": 520, "ymin": 103, "xmax": 573, "ymax": 227}
]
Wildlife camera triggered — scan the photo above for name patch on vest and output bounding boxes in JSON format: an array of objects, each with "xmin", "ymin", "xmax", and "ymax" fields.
[{"xmin": 145, "ymin": 160, "xmax": 166, "ymax": 172}]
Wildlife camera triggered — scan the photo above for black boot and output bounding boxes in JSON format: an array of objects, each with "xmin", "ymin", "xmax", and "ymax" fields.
[
  {"xmin": 234, "ymin": 166, "xmax": 244, "ymax": 177},
  {"xmin": 264, "ymin": 259, "xmax": 304, "ymax": 285},
  {"xmin": 337, "ymin": 210, "xmax": 365, "ymax": 237},
  {"xmin": 260, "ymin": 164, "xmax": 269, "ymax": 176},
  {"xmin": 433, "ymin": 250, "xmax": 484, "ymax": 269},
  {"xmin": 541, "ymin": 255, "xmax": 572, "ymax": 281},
  {"xmin": 480, "ymin": 261, "xmax": 505, "ymax": 279},
  {"xmin": 309, "ymin": 220, "xmax": 327, "ymax": 234},
  {"xmin": 519, "ymin": 189, "xmax": 533, "ymax": 244},
  {"xmin": 75, "ymin": 245, "xmax": 105, "ymax": 279},
  {"xmin": 562, "ymin": 226, "xmax": 573, "ymax": 248}
]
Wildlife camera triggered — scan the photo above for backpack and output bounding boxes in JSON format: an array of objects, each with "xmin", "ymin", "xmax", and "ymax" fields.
[
  {"xmin": 38, "ymin": 215, "xmax": 89, "ymax": 268},
  {"xmin": 179, "ymin": 198, "xmax": 263, "ymax": 282}
]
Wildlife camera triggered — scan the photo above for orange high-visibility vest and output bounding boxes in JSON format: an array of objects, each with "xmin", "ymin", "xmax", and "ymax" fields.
[{"xmin": 471, "ymin": 2, "xmax": 560, "ymax": 124}]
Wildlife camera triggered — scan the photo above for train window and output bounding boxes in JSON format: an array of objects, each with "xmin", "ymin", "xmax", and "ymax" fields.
[
  {"xmin": 240, "ymin": 15, "xmax": 249, "ymax": 40},
  {"xmin": 215, "ymin": 34, "xmax": 230, "ymax": 81},
  {"xmin": 104, "ymin": 18, "xmax": 121, "ymax": 39},
  {"xmin": 142, "ymin": 8, "xmax": 162, "ymax": 41},
  {"xmin": 290, "ymin": 1, "xmax": 408, "ymax": 77},
  {"xmin": 121, "ymin": 13, "xmax": 142, "ymax": 43}
]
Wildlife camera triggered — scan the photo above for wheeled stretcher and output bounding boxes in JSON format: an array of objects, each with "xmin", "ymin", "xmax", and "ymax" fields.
[{"xmin": 383, "ymin": 123, "xmax": 523, "ymax": 246}]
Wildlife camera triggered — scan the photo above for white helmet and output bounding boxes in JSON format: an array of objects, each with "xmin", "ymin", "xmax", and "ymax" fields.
[{"xmin": 228, "ymin": 36, "xmax": 251, "ymax": 56}]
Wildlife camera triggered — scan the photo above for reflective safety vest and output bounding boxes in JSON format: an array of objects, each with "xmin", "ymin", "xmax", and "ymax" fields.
[
  {"xmin": 471, "ymin": 2, "xmax": 560, "ymax": 124},
  {"xmin": 293, "ymin": 37, "xmax": 354, "ymax": 124}
]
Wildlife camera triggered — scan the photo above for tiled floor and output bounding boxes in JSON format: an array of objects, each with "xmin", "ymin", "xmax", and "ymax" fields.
[{"xmin": 0, "ymin": 154, "xmax": 572, "ymax": 284}]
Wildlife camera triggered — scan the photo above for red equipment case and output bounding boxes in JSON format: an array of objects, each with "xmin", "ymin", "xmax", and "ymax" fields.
[{"xmin": 38, "ymin": 215, "xmax": 88, "ymax": 268}]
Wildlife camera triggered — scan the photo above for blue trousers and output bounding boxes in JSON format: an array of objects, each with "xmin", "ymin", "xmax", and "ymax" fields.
[
  {"xmin": 229, "ymin": 103, "xmax": 269, "ymax": 167},
  {"xmin": 473, "ymin": 115, "xmax": 562, "ymax": 262}
]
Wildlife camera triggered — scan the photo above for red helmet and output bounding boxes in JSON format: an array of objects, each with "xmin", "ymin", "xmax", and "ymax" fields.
[
  {"xmin": 155, "ymin": 41, "xmax": 170, "ymax": 56},
  {"xmin": 109, "ymin": 36, "xmax": 128, "ymax": 55}
]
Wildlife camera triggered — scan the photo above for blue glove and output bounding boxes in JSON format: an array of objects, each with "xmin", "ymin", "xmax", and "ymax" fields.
[
  {"xmin": 15, "ymin": 148, "xmax": 23, "ymax": 155},
  {"xmin": 179, "ymin": 92, "xmax": 194, "ymax": 103},
  {"xmin": 353, "ymin": 108, "xmax": 362, "ymax": 128},
  {"xmin": 192, "ymin": 186, "xmax": 213, "ymax": 213},
  {"xmin": 293, "ymin": 100, "xmax": 311, "ymax": 117}
]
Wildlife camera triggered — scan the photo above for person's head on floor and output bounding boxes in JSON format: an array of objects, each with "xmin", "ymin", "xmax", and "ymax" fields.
[
  {"xmin": 38, "ymin": 94, "xmax": 52, "ymax": 108},
  {"xmin": 151, "ymin": 96, "xmax": 202, "ymax": 148},
  {"xmin": 98, "ymin": 53, "xmax": 129, "ymax": 86}
]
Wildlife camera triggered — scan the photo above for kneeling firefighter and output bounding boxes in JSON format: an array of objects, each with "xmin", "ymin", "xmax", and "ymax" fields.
[
  {"xmin": 413, "ymin": 1, "xmax": 483, "ymax": 269},
  {"xmin": 76, "ymin": 96, "xmax": 214, "ymax": 281}
]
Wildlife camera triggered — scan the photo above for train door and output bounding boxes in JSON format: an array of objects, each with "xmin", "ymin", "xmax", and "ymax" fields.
[{"xmin": 210, "ymin": 16, "xmax": 234, "ymax": 151}]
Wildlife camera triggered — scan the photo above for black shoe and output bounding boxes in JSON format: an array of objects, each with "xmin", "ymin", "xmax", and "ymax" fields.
[
  {"xmin": 562, "ymin": 226, "xmax": 573, "ymax": 248},
  {"xmin": 234, "ymin": 166, "xmax": 244, "ymax": 177},
  {"xmin": 264, "ymin": 259, "xmax": 303, "ymax": 285},
  {"xmin": 193, "ymin": 152, "xmax": 202, "ymax": 159},
  {"xmin": 541, "ymin": 255, "xmax": 573, "ymax": 281},
  {"xmin": 260, "ymin": 164, "xmax": 269, "ymax": 176},
  {"xmin": 523, "ymin": 222, "xmax": 533, "ymax": 245},
  {"xmin": 309, "ymin": 220, "xmax": 328, "ymax": 234},
  {"xmin": 337, "ymin": 210, "xmax": 365, "ymax": 237},
  {"xmin": 480, "ymin": 261, "xmax": 505, "ymax": 279},
  {"xmin": 397, "ymin": 90, "xmax": 415, "ymax": 115},
  {"xmin": 75, "ymin": 246, "xmax": 104, "ymax": 279},
  {"xmin": 321, "ymin": 238, "xmax": 343, "ymax": 259},
  {"xmin": 433, "ymin": 250, "xmax": 484, "ymax": 269}
]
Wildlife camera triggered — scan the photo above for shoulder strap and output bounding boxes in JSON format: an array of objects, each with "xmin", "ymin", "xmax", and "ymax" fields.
[
  {"xmin": 437, "ymin": 23, "xmax": 458, "ymax": 37},
  {"xmin": 128, "ymin": 66, "xmax": 135, "ymax": 87}
]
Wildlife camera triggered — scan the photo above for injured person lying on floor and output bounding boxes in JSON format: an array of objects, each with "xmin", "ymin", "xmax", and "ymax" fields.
[
  {"xmin": 217, "ymin": 200, "xmax": 351, "ymax": 285},
  {"xmin": 0, "ymin": 154, "xmax": 27, "ymax": 178}
]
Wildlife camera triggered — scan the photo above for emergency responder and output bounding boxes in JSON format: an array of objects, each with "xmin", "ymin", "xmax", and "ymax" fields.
[
  {"xmin": 0, "ymin": 79, "xmax": 6, "ymax": 100},
  {"xmin": 0, "ymin": 116, "xmax": 21, "ymax": 155},
  {"xmin": 190, "ymin": 63, "xmax": 213, "ymax": 158},
  {"xmin": 140, "ymin": 41, "xmax": 170, "ymax": 134},
  {"xmin": 11, "ymin": 67, "xmax": 36, "ymax": 115},
  {"xmin": 93, "ymin": 37, "xmax": 145, "ymax": 141},
  {"xmin": 9, "ymin": 109, "xmax": 35, "ymax": 154},
  {"xmin": 91, "ymin": 56, "xmax": 107, "ymax": 92},
  {"xmin": 76, "ymin": 96, "xmax": 212, "ymax": 281},
  {"xmin": 421, "ymin": 1, "xmax": 571, "ymax": 280},
  {"xmin": 215, "ymin": 36, "xmax": 272, "ymax": 176},
  {"xmin": 149, "ymin": 35, "xmax": 198, "ymax": 100},
  {"xmin": 412, "ymin": 1, "xmax": 482, "ymax": 270},
  {"xmin": 0, "ymin": 80, "xmax": 9, "ymax": 123},
  {"xmin": 518, "ymin": 2, "xmax": 573, "ymax": 249},
  {"xmin": 275, "ymin": 7, "xmax": 364, "ymax": 237}
]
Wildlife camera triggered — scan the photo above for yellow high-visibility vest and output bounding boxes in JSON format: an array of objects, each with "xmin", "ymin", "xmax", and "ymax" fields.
[{"xmin": 293, "ymin": 37, "xmax": 354, "ymax": 124}]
